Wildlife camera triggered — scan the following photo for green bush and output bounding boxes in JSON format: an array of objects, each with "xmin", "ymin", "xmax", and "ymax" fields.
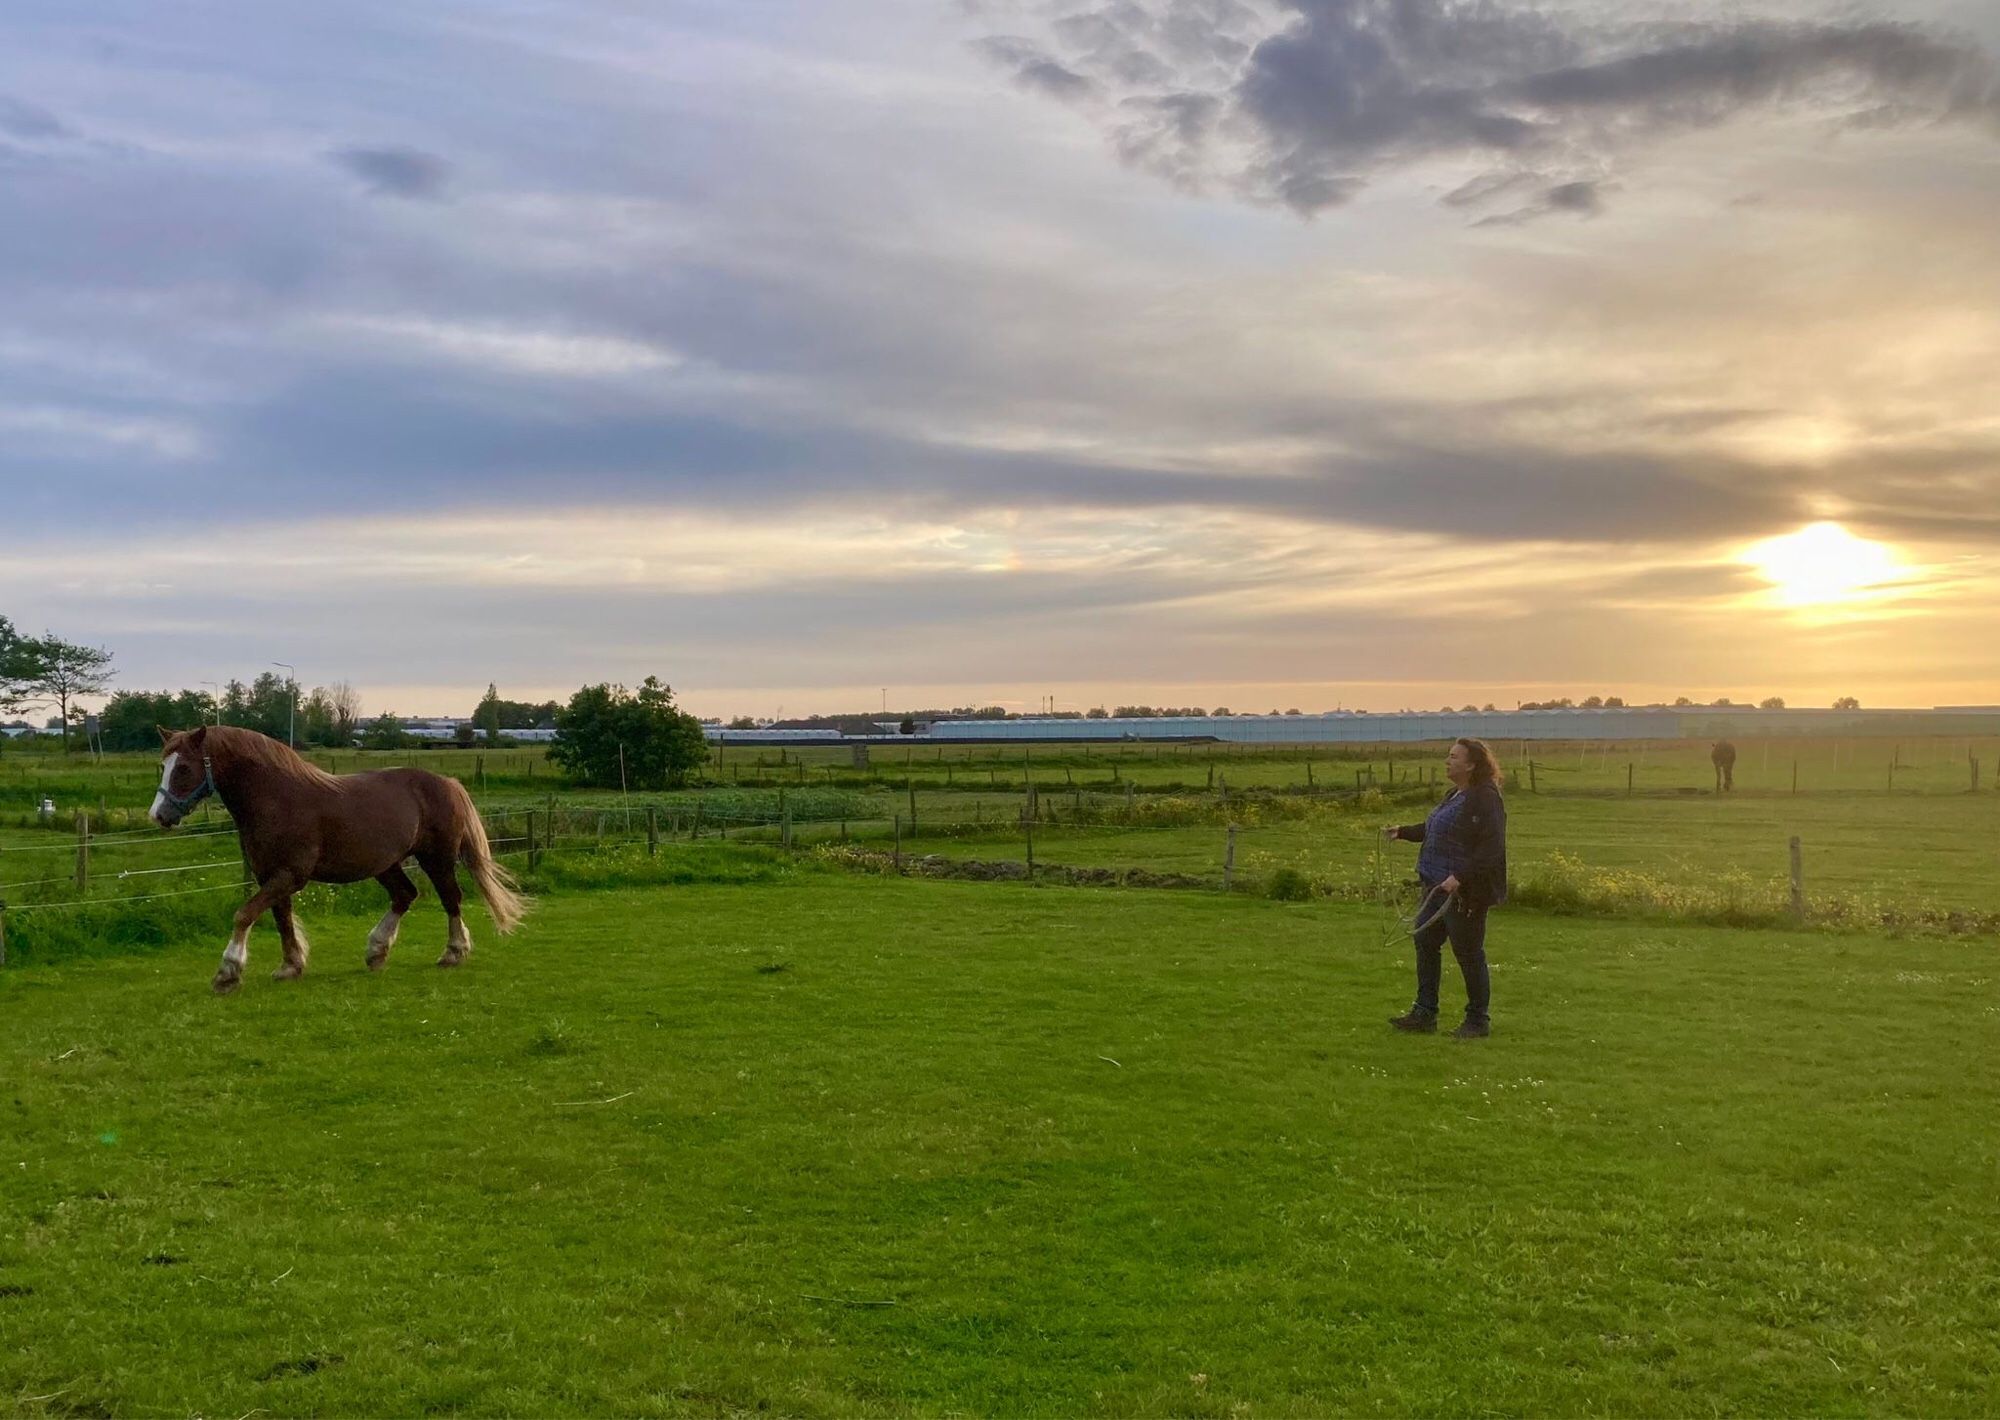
[{"xmin": 1265, "ymin": 867, "xmax": 1314, "ymax": 901}]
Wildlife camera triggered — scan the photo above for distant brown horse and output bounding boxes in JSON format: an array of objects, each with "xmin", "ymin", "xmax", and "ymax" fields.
[
  {"xmin": 1711, "ymin": 739, "xmax": 1737, "ymax": 792},
  {"xmin": 149, "ymin": 725, "xmax": 526, "ymax": 994}
]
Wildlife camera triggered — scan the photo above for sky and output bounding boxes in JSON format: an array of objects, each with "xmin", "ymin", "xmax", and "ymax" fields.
[{"xmin": 2, "ymin": 0, "xmax": 1997, "ymax": 719}]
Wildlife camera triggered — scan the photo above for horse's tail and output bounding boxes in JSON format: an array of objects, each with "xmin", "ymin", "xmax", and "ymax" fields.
[{"xmin": 447, "ymin": 779, "xmax": 528, "ymax": 934}]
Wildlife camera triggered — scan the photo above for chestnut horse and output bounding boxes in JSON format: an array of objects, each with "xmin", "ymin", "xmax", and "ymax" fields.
[{"xmin": 149, "ymin": 725, "xmax": 526, "ymax": 993}]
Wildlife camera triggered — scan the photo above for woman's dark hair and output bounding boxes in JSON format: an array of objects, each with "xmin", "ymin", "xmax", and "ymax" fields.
[{"xmin": 1455, "ymin": 737, "xmax": 1504, "ymax": 788}]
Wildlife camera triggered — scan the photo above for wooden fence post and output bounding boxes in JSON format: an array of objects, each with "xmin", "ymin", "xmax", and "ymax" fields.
[
  {"xmin": 527, "ymin": 809, "xmax": 540, "ymax": 870},
  {"xmin": 646, "ymin": 805, "xmax": 658, "ymax": 857},
  {"xmin": 75, "ymin": 813, "xmax": 89, "ymax": 895},
  {"xmin": 1024, "ymin": 811, "xmax": 1034, "ymax": 878},
  {"xmin": 1973, "ymin": 757, "xmax": 1983, "ymax": 793},
  {"xmin": 1791, "ymin": 760, "xmax": 1798, "ymax": 796},
  {"xmin": 1626, "ymin": 763, "xmax": 1634, "ymax": 796},
  {"xmin": 782, "ymin": 798, "xmax": 793, "ymax": 850},
  {"xmin": 894, "ymin": 813, "xmax": 903, "ymax": 871},
  {"xmin": 1223, "ymin": 824, "xmax": 1237, "ymax": 890},
  {"xmin": 908, "ymin": 785, "xmax": 917, "ymax": 836},
  {"xmin": 1789, "ymin": 836, "xmax": 1804, "ymax": 920},
  {"xmin": 1528, "ymin": 760, "xmax": 1538, "ymax": 794}
]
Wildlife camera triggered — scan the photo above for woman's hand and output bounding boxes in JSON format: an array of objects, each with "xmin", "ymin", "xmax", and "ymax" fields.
[
  {"xmin": 1440, "ymin": 873, "xmax": 1461, "ymax": 895},
  {"xmin": 1381, "ymin": 825, "xmax": 1401, "ymax": 841}
]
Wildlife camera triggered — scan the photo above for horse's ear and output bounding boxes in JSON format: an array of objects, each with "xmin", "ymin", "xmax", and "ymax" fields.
[
  {"xmin": 189, "ymin": 725, "xmax": 209, "ymax": 747},
  {"xmin": 157, "ymin": 725, "xmax": 175, "ymax": 746}
]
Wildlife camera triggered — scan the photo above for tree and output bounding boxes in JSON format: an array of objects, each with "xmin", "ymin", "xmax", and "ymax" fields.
[
  {"xmin": 477, "ymin": 683, "xmax": 502, "ymax": 743},
  {"xmin": 18, "ymin": 634, "xmax": 115, "ymax": 753},
  {"xmin": 1759, "ymin": 696, "xmax": 1786, "ymax": 710},
  {"xmin": 1604, "ymin": 696, "xmax": 1626, "ymax": 708},
  {"xmin": 1673, "ymin": 696, "xmax": 1694, "ymax": 707},
  {"xmin": 1580, "ymin": 695, "xmax": 1604, "ymax": 709},
  {"xmin": 1832, "ymin": 696, "xmax": 1861, "ymax": 710},
  {"xmin": 899, "ymin": 717, "xmax": 916, "ymax": 735},
  {"xmin": 1085, "ymin": 707, "xmax": 1108, "ymax": 719},
  {"xmin": 362, "ymin": 711, "xmax": 413, "ymax": 750},
  {"xmin": 549, "ymin": 677, "xmax": 707, "ymax": 789},
  {"xmin": 327, "ymin": 681, "xmax": 362, "ymax": 743},
  {"xmin": 97, "ymin": 688, "xmax": 218, "ymax": 751},
  {"xmin": 0, "ymin": 615, "xmax": 34, "ymax": 716},
  {"xmin": 466, "ymin": 689, "xmax": 560, "ymax": 730},
  {"xmin": 726, "ymin": 715, "xmax": 757, "ymax": 730}
]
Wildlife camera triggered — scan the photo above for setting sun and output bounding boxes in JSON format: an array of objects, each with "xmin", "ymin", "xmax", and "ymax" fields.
[{"xmin": 1744, "ymin": 521, "xmax": 1903, "ymax": 607}]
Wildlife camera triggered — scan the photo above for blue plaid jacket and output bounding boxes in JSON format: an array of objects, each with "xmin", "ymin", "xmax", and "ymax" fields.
[{"xmin": 1394, "ymin": 782, "xmax": 1508, "ymax": 908}]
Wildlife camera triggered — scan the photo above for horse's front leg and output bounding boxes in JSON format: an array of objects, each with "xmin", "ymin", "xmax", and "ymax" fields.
[
  {"xmin": 270, "ymin": 897, "xmax": 311, "ymax": 982},
  {"xmin": 214, "ymin": 871, "xmax": 303, "ymax": 995}
]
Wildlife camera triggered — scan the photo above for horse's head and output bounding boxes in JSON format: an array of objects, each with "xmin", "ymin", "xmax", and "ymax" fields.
[{"xmin": 151, "ymin": 725, "xmax": 218, "ymax": 828}]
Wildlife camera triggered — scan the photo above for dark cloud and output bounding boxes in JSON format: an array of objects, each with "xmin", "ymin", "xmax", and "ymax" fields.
[
  {"xmin": 0, "ymin": 94, "xmax": 65, "ymax": 141},
  {"xmin": 977, "ymin": 1, "xmax": 2000, "ymax": 215},
  {"xmin": 327, "ymin": 145, "xmax": 452, "ymax": 199},
  {"xmin": 1471, "ymin": 176, "xmax": 1607, "ymax": 225},
  {"xmin": 971, "ymin": 37, "xmax": 1097, "ymax": 100}
]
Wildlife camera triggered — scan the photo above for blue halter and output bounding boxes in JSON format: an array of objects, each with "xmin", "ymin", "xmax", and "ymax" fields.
[{"xmin": 160, "ymin": 752, "xmax": 218, "ymax": 817}]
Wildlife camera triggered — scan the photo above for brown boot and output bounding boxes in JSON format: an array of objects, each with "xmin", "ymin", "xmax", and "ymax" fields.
[
  {"xmin": 1388, "ymin": 1010, "xmax": 1437, "ymax": 1033},
  {"xmin": 1451, "ymin": 1018, "xmax": 1491, "ymax": 1040}
]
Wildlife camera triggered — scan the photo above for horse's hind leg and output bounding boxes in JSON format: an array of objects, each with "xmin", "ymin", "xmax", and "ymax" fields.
[
  {"xmin": 417, "ymin": 852, "xmax": 471, "ymax": 967},
  {"xmin": 367, "ymin": 864, "xmax": 420, "ymax": 971},
  {"xmin": 271, "ymin": 897, "xmax": 311, "ymax": 981}
]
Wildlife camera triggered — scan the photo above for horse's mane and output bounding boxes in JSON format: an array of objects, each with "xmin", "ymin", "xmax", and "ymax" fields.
[{"xmin": 207, "ymin": 725, "xmax": 341, "ymax": 787}]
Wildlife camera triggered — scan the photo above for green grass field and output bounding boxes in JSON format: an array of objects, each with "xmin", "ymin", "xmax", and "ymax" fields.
[{"xmin": 4, "ymin": 872, "xmax": 1998, "ymax": 1415}]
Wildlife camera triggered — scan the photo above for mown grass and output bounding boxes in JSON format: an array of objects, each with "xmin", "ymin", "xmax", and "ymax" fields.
[{"xmin": 3, "ymin": 875, "xmax": 1999, "ymax": 1415}]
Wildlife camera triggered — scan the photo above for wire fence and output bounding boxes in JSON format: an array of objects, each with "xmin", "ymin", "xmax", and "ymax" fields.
[{"xmin": 5, "ymin": 778, "xmax": 1995, "ymax": 966}]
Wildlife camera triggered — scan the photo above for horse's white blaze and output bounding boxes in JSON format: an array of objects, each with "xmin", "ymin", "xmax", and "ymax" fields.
[{"xmin": 148, "ymin": 752, "xmax": 179, "ymax": 825}]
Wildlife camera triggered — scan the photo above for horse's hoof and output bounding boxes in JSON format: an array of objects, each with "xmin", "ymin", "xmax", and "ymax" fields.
[
  {"xmin": 365, "ymin": 953, "xmax": 389, "ymax": 972},
  {"xmin": 212, "ymin": 972, "xmax": 242, "ymax": 995},
  {"xmin": 271, "ymin": 965, "xmax": 304, "ymax": 982},
  {"xmin": 436, "ymin": 954, "xmax": 463, "ymax": 969}
]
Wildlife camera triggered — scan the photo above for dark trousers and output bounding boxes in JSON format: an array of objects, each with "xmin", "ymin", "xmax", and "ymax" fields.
[{"xmin": 1411, "ymin": 888, "xmax": 1491, "ymax": 1024}]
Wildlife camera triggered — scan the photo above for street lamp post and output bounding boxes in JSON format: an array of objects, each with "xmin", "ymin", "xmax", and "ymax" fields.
[
  {"xmin": 201, "ymin": 680, "xmax": 221, "ymax": 725},
  {"xmin": 272, "ymin": 662, "xmax": 296, "ymax": 747}
]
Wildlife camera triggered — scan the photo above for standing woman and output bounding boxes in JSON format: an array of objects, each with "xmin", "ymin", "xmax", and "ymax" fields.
[{"xmin": 1381, "ymin": 738, "xmax": 1508, "ymax": 1039}]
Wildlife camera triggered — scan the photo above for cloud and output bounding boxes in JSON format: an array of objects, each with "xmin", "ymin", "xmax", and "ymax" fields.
[
  {"xmin": 0, "ymin": 93, "xmax": 65, "ymax": 140},
  {"xmin": 1471, "ymin": 176, "xmax": 1608, "ymax": 225},
  {"xmin": 972, "ymin": 36, "xmax": 1097, "ymax": 99},
  {"xmin": 314, "ymin": 313, "xmax": 684, "ymax": 378},
  {"xmin": 976, "ymin": 1, "xmax": 2000, "ymax": 214},
  {"xmin": 327, "ymin": 145, "xmax": 453, "ymax": 199}
]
